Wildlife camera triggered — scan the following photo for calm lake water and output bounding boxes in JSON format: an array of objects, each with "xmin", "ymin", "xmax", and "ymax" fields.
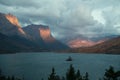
[{"xmin": 0, "ymin": 52, "xmax": 120, "ymax": 80}]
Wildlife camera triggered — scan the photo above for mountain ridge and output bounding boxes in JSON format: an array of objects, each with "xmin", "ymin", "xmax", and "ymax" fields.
[
  {"xmin": 0, "ymin": 12, "xmax": 120, "ymax": 54},
  {"xmin": 0, "ymin": 12, "xmax": 69, "ymax": 53},
  {"xmin": 68, "ymin": 36, "xmax": 120, "ymax": 54},
  {"xmin": 23, "ymin": 24, "xmax": 69, "ymax": 50},
  {"xmin": 0, "ymin": 13, "xmax": 26, "ymax": 37}
]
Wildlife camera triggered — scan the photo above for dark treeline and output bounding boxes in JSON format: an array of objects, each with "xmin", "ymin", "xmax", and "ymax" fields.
[
  {"xmin": 48, "ymin": 64, "xmax": 89, "ymax": 80},
  {"xmin": 0, "ymin": 69, "xmax": 22, "ymax": 80},
  {"xmin": 48, "ymin": 64, "xmax": 120, "ymax": 80},
  {"xmin": 0, "ymin": 65, "xmax": 120, "ymax": 80}
]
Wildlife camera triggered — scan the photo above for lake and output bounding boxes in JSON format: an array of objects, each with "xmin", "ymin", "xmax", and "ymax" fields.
[{"xmin": 0, "ymin": 52, "xmax": 120, "ymax": 80}]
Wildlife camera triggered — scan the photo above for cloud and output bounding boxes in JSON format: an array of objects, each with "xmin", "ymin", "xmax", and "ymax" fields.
[
  {"xmin": 92, "ymin": 10, "xmax": 106, "ymax": 25},
  {"xmin": 0, "ymin": 0, "xmax": 120, "ymax": 40}
]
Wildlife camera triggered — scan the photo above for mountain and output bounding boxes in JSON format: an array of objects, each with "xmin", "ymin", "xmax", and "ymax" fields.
[
  {"xmin": 0, "ymin": 12, "xmax": 69, "ymax": 53},
  {"xmin": 0, "ymin": 32, "xmax": 45, "ymax": 53},
  {"xmin": 70, "ymin": 36, "xmax": 120, "ymax": 54},
  {"xmin": 0, "ymin": 32, "xmax": 20, "ymax": 53},
  {"xmin": 68, "ymin": 38, "xmax": 105, "ymax": 48},
  {"xmin": 0, "ymin": 13, "xmax": 26, "ymax": 37},
  {"xmin": 61, "ymin": 34, "xmax": 119, "ymax": 48},
  {"xmin": 0, "ymin": 13, "xmax": 45, "ymax": 53},
  {"xmin": 23, "ymin": 24, "xmax": 69, "ymax": 50},
  {"xmin": 1, "ymin": 12, "xmax": 119, "ymax": 54}
]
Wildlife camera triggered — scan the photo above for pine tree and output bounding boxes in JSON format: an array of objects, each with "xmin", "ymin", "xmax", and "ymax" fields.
[
  {"xmin": 48, "ymin": 67, "xmax": 56, "ymax": 80},
  {"xmin": 11, "ymin": 76, "xmax": 15, "ymax": 80},
  {"xmin": 41, "ymin": 78, "xmax": 44, "ymax": 80},
  {"xmin": 83, "ymin": 72, "xmax": 89, "ymax": 80},
  {"xmin": 104, "ymin": 66, "xmax": 120, "ymax": 80},
  {"xmin": 48, "ymin": 67, "xmax": 60, "ymax": 80},
  {"xmin": 0, "ymin": 69, "xmax": 1, "ymax": 76},
  {"xmin": 104, "ymin": 66, "xmax": 115, "ymax": 80},
  {"xmin": 76, "ymin": 70, "xmax": 82, "ymax": 80},
  {"xmin": 7, "ymin": 76, "xmax": 11, "ymax": 80},
  {"xmin": 66, "ymin": 64, "xmax": 76, "ymax": 80},
  {"xmin": 62, "ymin": 76, "xmax": 65, "ymax": 80},
  {"xmin": 115, "ymin": 71, "xmax": 120, "ymax": 79}
]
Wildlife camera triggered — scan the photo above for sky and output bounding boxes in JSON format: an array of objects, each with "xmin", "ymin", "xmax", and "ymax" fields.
[{"xmin": 0, "ymin": 0, "xmax": 120, "ymax": 40}]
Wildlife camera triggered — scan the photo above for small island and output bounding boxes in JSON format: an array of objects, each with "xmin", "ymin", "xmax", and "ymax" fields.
[{"xmin": 66, "ymin": 56, "xmax": 73, "ymax": 61}]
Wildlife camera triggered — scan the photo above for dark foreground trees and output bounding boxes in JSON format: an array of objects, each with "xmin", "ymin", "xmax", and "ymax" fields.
[
  {"xmin": 66, "ymin": 64, "xmax": 76, "ymax": 80},
  {"xmin": 48, "ymin": 64, "xmax": 89, "ymax": 80},
  {"xmin": 0, "ymin": 69, "xmax": 22, "ymax": 80},
  {"xmin": 0, "ymin": 75, "xmax": 21, "ymax": 80},
  {"xmin": 48, "ymin": 67, "xmax": 60, "ymax": 80},
  {"xmin": 0, "ymin": 65, "xmax": 120, "ymax": 80},
  {"xmin": 48, "ymin": 65, "xmax": 120, "ymax": 80},
  {"xmin": 104, "ymin": 66, "xmax": 120, "ymax": 80},
  {"xmin": 66, "ymin": 64, "xmax": 89, "ymax": 80}
]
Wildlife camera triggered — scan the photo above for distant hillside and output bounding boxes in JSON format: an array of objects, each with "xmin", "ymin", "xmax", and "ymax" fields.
[
  {"xmin": 61, "ymin": 34, "xmax": 119, "ymax": 48},
  {"xmin": 69, "ymin": 36, "xmax": 120, "ymax": 54},
  {"xmin": 68, "ymin": 38, "xmax": 106, "ymax": 48}
]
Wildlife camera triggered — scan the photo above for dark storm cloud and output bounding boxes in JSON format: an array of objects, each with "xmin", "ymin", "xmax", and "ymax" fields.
[{"xmin": 0, "ymin": 0, "xmax": 120, "ymax": 39}]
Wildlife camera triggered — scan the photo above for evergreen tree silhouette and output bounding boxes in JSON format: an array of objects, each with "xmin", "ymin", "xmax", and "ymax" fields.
[
  {"xmin": 0, "ymin": 69, "xmax": 1, "ymax": 76},
  {"xmin": 48, "ymin": 67, "xmax": 60, "ymax": 80},
  {"xmin": 104, "ymin": 66, "xmax": 116, "ymax": 80},
  {"xmin": 66, "ymin": 64, "xmax": 76, "ymax": 80},
  {"xmin": 104, "ymin": 66, "xmax": 120, "ymax": 80},
  {"xmin": 11, "ymin": 76, "xmax": 15, "ymax": 80},
  {"xmin": 83, "ymin": 72, "xmax": 89, "ymax": 80},
  {"xmin": 48, "ymin": 67, "xmax": 56, "ymax": 80},
  {"xmin": 115, "ymin": 71, "xmax": 120, "ymax": 79},
  {"xmin": 41, "ymin": 78, "xmax": 44, "ymax": 80},
  {"xmin": 76, "ymin": 70, "xmax": 82, "ymax": 80},
  {"xmin": 84, "ymin": 72, "xmax": 89, "ymax": 80},
  {"xmin": 62, "ymin": 76, "xmax": 65, "ymax": 80},
  {"xmin": 7, "ymin": 76, "xmax": 11, "ymax": 80}
]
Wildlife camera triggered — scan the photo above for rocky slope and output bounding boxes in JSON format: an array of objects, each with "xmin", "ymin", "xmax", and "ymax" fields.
[
  {"xmin": 0, "ymin": 13, "xmax": 45, "ymax": 53},
  {"xmin": 23, "ymin": 24, "xmax": 69, "ymax": 50},
  {"xmin": 0, "ymin": 13, "xmax": 26, "ymax": 37},
  {"xmin": 0, "ymin": 32, "xmax": 44, "ymax": 53},
  {"xmin": 68, "ymin": 38, "xmax": 105, "ymax": 48},
  {"xmin": 70, "ymin": 36, "xmax": 120, "ymax": 54}
]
